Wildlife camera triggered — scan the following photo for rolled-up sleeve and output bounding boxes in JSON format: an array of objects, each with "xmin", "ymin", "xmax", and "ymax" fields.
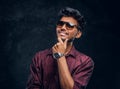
[
  {"xmin": 73, "ymin": 57, "xmax": 94, "ymax": 89},
  {"xmin": 26, "ymin": 52, "xmax": 43, "ymax": 89}
]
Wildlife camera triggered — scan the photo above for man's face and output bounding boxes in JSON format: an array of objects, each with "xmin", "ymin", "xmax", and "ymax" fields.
[{"xmin": 56, "ymin": 16, "xmax": 81, "ymax": 41}]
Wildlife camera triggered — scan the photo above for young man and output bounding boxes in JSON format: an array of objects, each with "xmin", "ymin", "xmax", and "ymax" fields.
[{"xmin": 26, "ymin": 7, "xmax": 94, "ymax": 89}]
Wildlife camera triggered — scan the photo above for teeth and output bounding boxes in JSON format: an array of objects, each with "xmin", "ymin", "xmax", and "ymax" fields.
[
  {"xmin": 60, "ymin": 33, "xmax": 66, "ymax": 36},
  {"xmin": 61, "ymin": 33, "xmax": 66, "ymax": 35}
]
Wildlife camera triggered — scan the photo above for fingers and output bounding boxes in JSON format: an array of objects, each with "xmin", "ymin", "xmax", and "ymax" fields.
[
  {"xmin": 58, "ymin": 37, "xmax": 64, "ymax": 44},
  {"xmin": 52, "ymin": 45, "xmax": 57, "ymax": 53},
  {"xmin": 56, "ymin": 42, "xmax": 61, "ymax": 46},
  {"xmin": 58, "ymin": 37, "xmax": 68, "ymax": 44},
  {"xmin": 52, "ymin": 42, "xmax": 61, "ymax": 51},
  {"xmin": 52, "ymin": 38, "xmax": 68, "ymax": 54},
  {"xmin": 57, "ymin": 37, "xmax": 68, "ymax": 48},
  {"xmin": 64, "ymin": 39, "xmax": 68, "ymax": 45}
]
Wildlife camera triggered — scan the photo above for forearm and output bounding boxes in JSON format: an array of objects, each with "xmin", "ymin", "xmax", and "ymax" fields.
[{"xmin": 57, "ymin": 56, "xmax": 74, "ymax": 89}]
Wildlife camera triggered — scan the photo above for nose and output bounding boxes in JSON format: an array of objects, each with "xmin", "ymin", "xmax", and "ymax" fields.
[{"xmin": 61, "ymin": 24, "xmax": 67, "ymax": 31}]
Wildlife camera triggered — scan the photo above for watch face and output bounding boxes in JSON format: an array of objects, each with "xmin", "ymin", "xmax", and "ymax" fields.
[{"xmin": 53, "ymin": 53, "xmax": 60, "ymax": 59}]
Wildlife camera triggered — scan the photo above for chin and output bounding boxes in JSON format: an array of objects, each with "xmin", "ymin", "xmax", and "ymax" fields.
[
  {"xmin": 60, "ymin": 36, "xmax": 67, "ymax": 40},
  {"xmin": 61, "ymin": 38, "xmax": 66, "ymax": 42}
]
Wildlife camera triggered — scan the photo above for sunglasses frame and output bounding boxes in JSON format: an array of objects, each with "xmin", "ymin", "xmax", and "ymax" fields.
[{"xmin": 56, "ymin": 21, "xmax": 80, "ymax": 30}]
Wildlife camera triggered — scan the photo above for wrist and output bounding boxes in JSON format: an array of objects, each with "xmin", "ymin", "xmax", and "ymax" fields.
[{"xmin": 53, "ymin": 52, "xmax": 65, "ymax": 59}]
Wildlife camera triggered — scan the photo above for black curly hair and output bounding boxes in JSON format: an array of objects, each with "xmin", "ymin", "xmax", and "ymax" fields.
[{"xmin": 58, "ymin": 7, "xmax": 86, "ymax": 32}]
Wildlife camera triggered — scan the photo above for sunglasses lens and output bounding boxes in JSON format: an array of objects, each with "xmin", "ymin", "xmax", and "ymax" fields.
[
  {"xmin": 57, "ymin": 21, "xmax": 64, "ymax": 27},
  {"xmin": 57, "ymin": 21, "xmax": 77, "ymax": 30},
  {"xmin": 66, "ymin": 23, "xmax": 74, "ymax": 29}
]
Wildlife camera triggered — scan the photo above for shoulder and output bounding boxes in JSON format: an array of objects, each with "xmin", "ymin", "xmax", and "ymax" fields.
[
  {"xmin": 74, "ymin": 49, "xmax": 94, "ymax": 65},
  {"xmin": 37, "ymin": 48, "xmax": 51, "ymax": 55},
  {"xmin": 32, "ymin": 48, "xmax": 52, "ymax": 62}
]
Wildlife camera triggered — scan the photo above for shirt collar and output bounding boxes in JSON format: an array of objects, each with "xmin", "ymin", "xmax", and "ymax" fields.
[{"xmin": 66, "ymin": 46, "xmax": 76, "ymax": 58}]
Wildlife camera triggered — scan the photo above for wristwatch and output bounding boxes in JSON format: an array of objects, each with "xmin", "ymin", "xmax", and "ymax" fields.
[{"xmin": 53, "ymin": 52, "xmax": 64, "ymax": 59}]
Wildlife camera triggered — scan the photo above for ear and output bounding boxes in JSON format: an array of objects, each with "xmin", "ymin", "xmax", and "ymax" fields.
[{"xmin": 75, "ymin": 31, "xmax": 82, "ymax": 39}]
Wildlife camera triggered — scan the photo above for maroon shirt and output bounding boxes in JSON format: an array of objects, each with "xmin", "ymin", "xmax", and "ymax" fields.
[{"xmin": 26, "ymin": 46, "xmax": 94, "ymax": 89}]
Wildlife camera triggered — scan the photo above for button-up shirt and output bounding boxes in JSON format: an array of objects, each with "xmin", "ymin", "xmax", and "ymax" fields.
[{"xmin": 26, "ymin": 46, "xmax": 94, "ymax": 89}]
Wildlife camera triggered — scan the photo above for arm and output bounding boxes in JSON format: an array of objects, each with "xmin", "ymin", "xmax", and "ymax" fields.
[
  {"xmin": 26, "ymin": 53, "xmax": 43, "ymax": 89},
  {"xmin": 52, "ymin": 38, "xmax": 73, "ymax": 89},
  {"xmin": 73, "ymin": 58, "xmax": 94, "ymax": 89},
  {"xmin": 57, "ymin": 56, "xmax": 74, "ymax": 89},
  {"xmin": 52, "ymin": 38, "xmax": 94, "ymax": 89},
  {"xmin": 57, "ymin": 55, "xmax": 94, "ymax": 89}
]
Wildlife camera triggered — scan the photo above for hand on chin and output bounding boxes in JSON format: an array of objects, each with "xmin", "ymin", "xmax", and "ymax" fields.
[{"xmin": 60, "ymin": 37, "xmax": 67, "ymax": 42}]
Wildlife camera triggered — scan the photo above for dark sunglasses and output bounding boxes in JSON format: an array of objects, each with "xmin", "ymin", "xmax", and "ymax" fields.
[{"xmin": 56, "ymin": 21, "xmax": 79, "ymax": 30}]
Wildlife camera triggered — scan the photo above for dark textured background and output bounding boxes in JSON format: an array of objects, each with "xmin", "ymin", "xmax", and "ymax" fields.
[{"xmin": 0, "ymin": 0, "xmax": 120, "ymax": 89}]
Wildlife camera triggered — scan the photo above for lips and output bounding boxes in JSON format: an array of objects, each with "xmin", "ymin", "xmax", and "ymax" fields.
[
  {"xmin": 59, "ymin": 32, "xmax": 68, "ymax": 36},
  {"xmin": 58, "ymin": 32, "xmax": 68, "ymax": 39}
]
